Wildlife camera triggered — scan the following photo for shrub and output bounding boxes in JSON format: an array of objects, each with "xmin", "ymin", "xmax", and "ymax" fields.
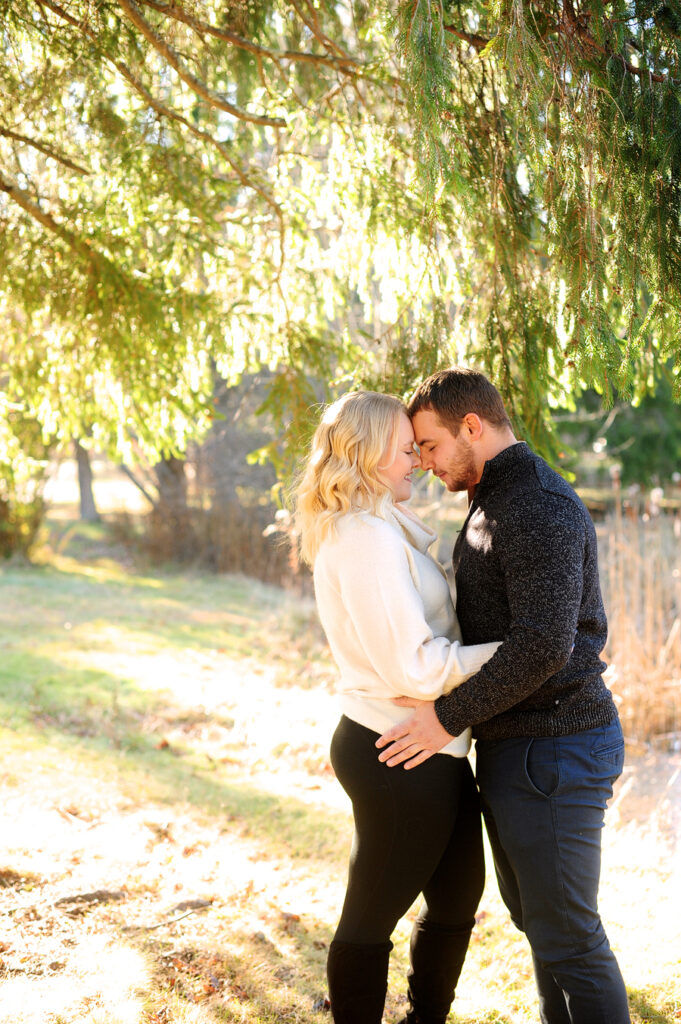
[{"xmin": 0, "ymin": 411, "xmax": 50, "ymax": 558}]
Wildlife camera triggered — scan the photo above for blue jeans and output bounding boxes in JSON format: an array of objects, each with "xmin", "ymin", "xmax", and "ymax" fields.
[{"xmin": 476, "ymin": 719, "xmax": 630, "ymax": 1024}]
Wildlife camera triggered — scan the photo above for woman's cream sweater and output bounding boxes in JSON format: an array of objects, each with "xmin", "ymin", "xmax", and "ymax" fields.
[{"xmin": 313, "ymin": 503, "xmax": 500, "ymax": 757}]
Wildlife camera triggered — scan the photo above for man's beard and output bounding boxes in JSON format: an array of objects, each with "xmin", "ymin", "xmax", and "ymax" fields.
[{"xmin": 443, "ymin": 447, "xmax": 477, "ymax": 492}]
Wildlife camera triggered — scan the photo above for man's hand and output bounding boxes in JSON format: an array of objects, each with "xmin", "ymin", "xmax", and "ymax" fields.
[{"xmin": 375, "ymin": 699, "xmax": 453, "ymax": 769}]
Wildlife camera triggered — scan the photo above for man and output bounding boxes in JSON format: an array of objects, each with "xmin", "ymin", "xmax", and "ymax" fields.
[{"xmin": 377, "ymin": 368, "xmax": 629, "ymax": 1024}]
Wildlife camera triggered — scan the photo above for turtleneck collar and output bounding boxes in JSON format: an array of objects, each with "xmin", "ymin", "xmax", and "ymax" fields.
[
  {"xmin": 474, "ymin": 441, "xmax": 532, "ymax": 499},
  {"xmin": 387, "ymin": 502, "xmax": 437, "ymax": 554}
]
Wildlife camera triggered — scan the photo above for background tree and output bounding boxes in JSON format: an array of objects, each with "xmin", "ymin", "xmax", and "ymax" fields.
[
  {"xmin": 73, "ymin": 440, "xmax": 101, "ymax": 522},
  {"xmin": 556, "ymin": 362, "xmax": 681, "ymax": 488}
]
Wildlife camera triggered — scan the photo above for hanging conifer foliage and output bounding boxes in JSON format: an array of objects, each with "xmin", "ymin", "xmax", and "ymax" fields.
[
  {"xmin": 393, "ymin": 0, "xmax": 681, "ymax": 444},
  {"xmin": 0, "ymin": 1, "xmax": 679, "ymax": 469}
]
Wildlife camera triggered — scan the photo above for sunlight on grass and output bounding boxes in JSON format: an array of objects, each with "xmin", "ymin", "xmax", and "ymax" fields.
[
  {"xmin": 600, "ymin": 816, "xmax": 681, "ymax": 997},
  {"xmin": 30, "ymin": 549, "xmax": 163, "ymax": 587},
  {"xmin": 0, "ymin": 937, "xmax": 149, "ymax": 1024}
]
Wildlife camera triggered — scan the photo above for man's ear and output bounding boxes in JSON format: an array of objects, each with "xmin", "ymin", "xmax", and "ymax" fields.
[{"xmin": 461, "ymin": 413, "xmax": 484, "ymax": 440}]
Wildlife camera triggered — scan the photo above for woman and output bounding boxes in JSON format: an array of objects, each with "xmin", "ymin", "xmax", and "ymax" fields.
[{"xmin": 295, "ymin": 391, "xmax": 499, "ymax": 1024}]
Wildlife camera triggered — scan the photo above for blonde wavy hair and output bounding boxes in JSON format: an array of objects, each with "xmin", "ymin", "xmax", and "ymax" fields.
[{"xmin": 294, "ymin": 391, "xmax": 407, "ymax": 565}]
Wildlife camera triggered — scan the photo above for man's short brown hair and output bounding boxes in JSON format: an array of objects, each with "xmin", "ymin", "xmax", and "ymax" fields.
[{"xmin": 407, "ymin": 367, "xmax": 512, "ymax": 433}]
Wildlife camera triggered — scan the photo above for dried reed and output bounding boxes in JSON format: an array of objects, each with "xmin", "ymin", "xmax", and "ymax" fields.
[{"xmin": 599, "ymin": 503, "xmax": 681, "ymax": 746}]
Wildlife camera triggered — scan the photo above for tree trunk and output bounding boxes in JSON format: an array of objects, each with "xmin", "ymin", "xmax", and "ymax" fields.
[
  {"xmin": 154, "ymin": 456, "xmax": 188, "ymax": 511},
  {"xmin": 73, "ymin": 440, "xmax": 100, "ymax": 522},
  {"xmin": 153, "ymin": 456, "xmax": 194, "ymax": 559}
]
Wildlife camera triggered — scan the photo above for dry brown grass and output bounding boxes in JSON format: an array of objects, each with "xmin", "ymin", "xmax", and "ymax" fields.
[{"xmin": 599, "ymin": 508, "xmax": 681, "ymax": 745}]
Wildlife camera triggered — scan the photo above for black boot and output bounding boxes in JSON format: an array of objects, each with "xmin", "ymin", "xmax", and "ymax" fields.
[
  {"xmin": 399, "ymin": 918, "xmax": 473, "ymax": 1024},
  {"xmin": 327, "ymin": 938, "xmax": 392, "ymax": 1024}
]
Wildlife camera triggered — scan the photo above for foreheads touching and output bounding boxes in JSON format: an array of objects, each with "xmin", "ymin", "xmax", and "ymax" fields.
[{"xmin": 406, "ymin": 369, "xmax": 515, "ymax": 492}]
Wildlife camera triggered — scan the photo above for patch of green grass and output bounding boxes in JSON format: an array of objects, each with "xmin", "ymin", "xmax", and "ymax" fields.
[{"xmin": 1, "ymin": 556, "xmax": 327, "ymax": 675}]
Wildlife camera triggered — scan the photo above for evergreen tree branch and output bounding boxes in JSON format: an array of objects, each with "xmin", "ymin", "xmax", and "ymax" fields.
[
  {"xmin": 114, "ymin": 0, "xmax": 287, "ymax": 126},
  {"xmin": 404, "ymin": 0, "xmax": 422, "ymax": 54},
  {"xmin": 443, "ymin": 6, "xmax": 677, "ymax": 83},
  {"xmin": 36, "ymin": 0, "xmax": 283, "ymax": 218},
  {"xmin": 443, "ymin": 23, "xmax": 489, "ymax": 52},
  {"xmin": 111, "ymin": 63, "xmax": 284, "ymax": 217},
  {"xmin": 580, "ymin": 32, "xmax": 673, "ymax": 85},
  {"xmin": 0, "ymin": 172, "xmax": 180, "ymax": 334},
  {"xmin": 138, "ymin": 0, "xmax": 363, "ymax": 71},
  {"xmin": 286, "ymin": 0, "xmax": 352, "ymax": 61},
  {"xmin": 559, "ymin": 0, "xmax": 673, "ymax": 84},
  {"xmin": 0, "ymin": 170, "xmax": 98, "ymax": 262},
  {"xmin": 0, "ymin": 126, "xmax": 90, "ymax": 176}
]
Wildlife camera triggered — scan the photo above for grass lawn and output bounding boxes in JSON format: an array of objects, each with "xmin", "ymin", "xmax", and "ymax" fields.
[{"xmin": 0, "ymin": 522, "xmax": 679, "ymax": 1023}]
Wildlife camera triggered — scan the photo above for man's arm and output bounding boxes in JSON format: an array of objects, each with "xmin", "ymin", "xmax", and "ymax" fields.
[
  {"xmin": 377, "ymin": 501, "xmax": 587, "ymax": 765},
  {"xmin": 436, "ymin": 506, "xmax": 584, "ymax": 735}
]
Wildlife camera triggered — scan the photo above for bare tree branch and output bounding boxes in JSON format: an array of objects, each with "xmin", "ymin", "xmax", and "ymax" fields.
[
  {"xmin": 119, "ymin": 463, "xmax": 157, "ymax": 507},
  {"xmin": 286, "ymin": 0, "xmax": 351, "ymax": 61},
  {"xmin": 138, "ymin": 0, "xmax": 362, "ymax": 70},
  {"xmin": 443, "ymin": 23, "xmax": 489, "ymax": 53},
  {"xmin": 300, "ymin": 0, "xmax": 352, "ymax": 59},
  {"xmin": 115, "ymin": 0, "xmax": 286, "ymax": 126},
  {"xmin": 0, "ymin": 126, "xmax": 90, "ymax": 175}
]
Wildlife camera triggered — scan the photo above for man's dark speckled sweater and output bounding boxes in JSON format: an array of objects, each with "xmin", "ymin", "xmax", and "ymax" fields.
[{"xmin": 434, "ymin": 442, "xmax": 618, "ymax": 741}]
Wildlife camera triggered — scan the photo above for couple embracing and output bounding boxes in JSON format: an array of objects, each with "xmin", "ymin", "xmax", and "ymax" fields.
[{"xmin": 295, "ymin": 368, "xmax": 629, "ymax": 1024}]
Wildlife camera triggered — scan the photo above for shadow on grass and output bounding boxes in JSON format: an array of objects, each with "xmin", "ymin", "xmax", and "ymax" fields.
[
  {"xmin": 134, "ymin": 920, "xmax": 522, "ymax": 1024},
  {"xmin": 628, "ymin": 988, "xmax": 679, "ymax": 1024},
  {"xmin": 0, "ymin": 647, "xmax": 348, "ymax": 865},
  {"xmin": 140, "ymin": 920, "xmax": 336, "ymax": 1023}
]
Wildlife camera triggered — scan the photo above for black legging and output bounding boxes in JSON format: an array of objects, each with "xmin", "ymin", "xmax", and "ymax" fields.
[{"xmin": 327, "ymin": 715, "xmax": 485, "ymax": 1024}]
